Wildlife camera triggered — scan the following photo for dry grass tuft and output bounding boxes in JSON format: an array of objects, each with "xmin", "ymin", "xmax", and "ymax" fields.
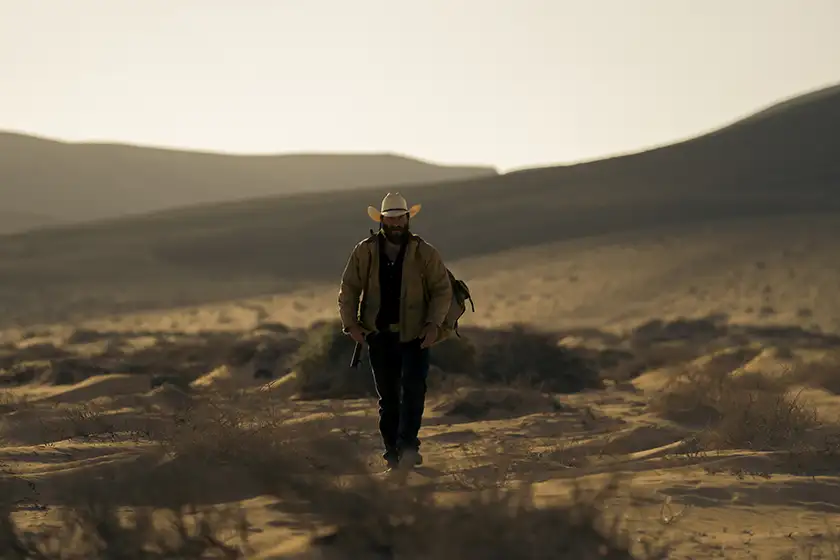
[{"xmin": 649, "ymin": 356, "xmax": 821, "ymax": 451}]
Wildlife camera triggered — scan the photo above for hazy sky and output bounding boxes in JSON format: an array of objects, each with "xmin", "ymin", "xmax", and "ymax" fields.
[{"xmin": 2, "ymin": 0, "xmax": 838, "ymax": 171}]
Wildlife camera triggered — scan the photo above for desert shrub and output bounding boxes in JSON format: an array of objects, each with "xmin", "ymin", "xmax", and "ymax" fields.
[
  {"xmin": 435, "ymin": 386, "xmax": 564, "ymax": 421},
  {"xmin": 425, "ymin": 365, "xmax": 474, "ymax": 395},
  {"xmin": 224, "ymin": 337, "xmax": 261, "ymax": 367},
  {"xmin": 650, "ymin": 363, "xmax": 819, "ymax": 450},
  {"xmin": 65, "ymin": 328, "xmax": 108, "ymax": 345},
  {"xmin": 0, "ymin": 343, "xmax": 69, "ymax": 369},
  {"xmin": 0, "ymin": 392, "xmax": 30, "ymax": 414},
  {"xmin": 253, "ymin": 321, "xmax": 291, "ymax": 334},
  {"xmin": 149, "ymin": 373, "xmax": 192, "ymax": 391},
  {"xmin": 790, "ymin": 353, "xmax": 840, "ymax": 394},
  {"xmin": 292, "ymin": 320, "xmax": 376, "ymax": 399},
  {"xmin": 46, "ymin": 357, "xmax": 107, "ymax": 385},
  {"xmin": 0, "ymin": 465, "xmax": 246, "ymax": 560},
  {"xmin": 707, "ymin": 387, "xmax": 819, "ymax": 450},
  {"xmin": 0, "ymin": 502, "xmax": 246, "ymax": 559},
  {"xmin": 0, "ymin": 361, "xmax": 54, "ymax": 386},
  {"xmin": 470, "ymin": 324, "xmax": 602, "ymax": 393},
  {"xmin": 630, "ymin": 316, "xmax": 727, "ymax": 345},
  {"xmin": 307, "ymin": 478, "xmax": 667, "ymax": 560},
  {"xmin": 430, "ymin": 336, "xmax": 477, "ymax": 373}
]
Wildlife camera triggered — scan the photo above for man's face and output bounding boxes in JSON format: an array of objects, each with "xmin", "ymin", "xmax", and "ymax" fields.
[{"xmin": 381, "ymin": 213, "xmax": 409, "ymax": 243}]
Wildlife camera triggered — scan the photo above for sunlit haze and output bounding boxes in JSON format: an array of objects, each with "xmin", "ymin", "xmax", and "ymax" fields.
[{"xmin": 2, "ymin": 0, "xmax": 838, "ymax": 171}]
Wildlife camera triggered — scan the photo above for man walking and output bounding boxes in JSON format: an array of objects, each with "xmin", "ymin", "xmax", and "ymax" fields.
[{"xmin": 338, "ymin": 193, "xmax": 453, "ymax": 470}]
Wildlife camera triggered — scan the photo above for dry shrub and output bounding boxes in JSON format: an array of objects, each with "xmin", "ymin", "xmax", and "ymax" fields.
[
  {"xmin": 0, "ymin": 343, "xmax": 69, "ymax": 369},
  {"xmin": 0, "ymin": 392, "xmax": 30, "ymax": 414},
  {"xmin": 65, "ymin": 328, "xmax": 108, "ymax": 345},
  {"xmin": 1, "ymin": 390, "xmax": 670, "ymax": 559},
  {"xmin": 630, "ymin": 316, "xmax": 726, "ymax": 345},
  {"xmin": 44, "ymin": 403, "xmax": 120, "ymax": 442},
  {"xmin": 430, "ymin": 336, "xmax": 477, "ymax": 373},
  {"xmin": 149, "ymin": 373, "xmax": 192, "ymax": 391},
  {"xmin": 155, "ymin": 392, "xmax": 307, "ymax": 472},
  {"xmin": 0, "ymin": 357, "xmax": 105, "ymax": 387},
  {"xmin": 650, "ymin": 360, "xmax": 819, "ymax": 450},
  {"xmin": 0, "ymin": 500, "xmax": 245, "ymax": 560},
  {"xmin": 424, "ymin": 365, "xmax": 473, "ymax": 395},
  {"xmin": 0, "ymin": 361, "xmax": 53, "ymax": 387},
  {"xmin": 307, "ymin": 478, "xmax": 667, "ymax": 560},
  {"xmin": 707, "ymin": 388, "xmax": 819, "ymax": 450},
  {"xmin": 426, "ymin": 337, "xmax": 478, "ymax": 395},
  {"xmin": 611, "ymin": 342, "xmax": 709, "ymax": 382},
  {"xmin": 382, "ymin": 324, "xmax": 602, "ymax": 394},
  {"xmin": 435, "ymin": 386, "xmax": 564, "ymax": 421},
  {"xmin": 790, "ymin": 353, "xmax": 840, "ymax": 394},
  {"xmin": 223, "ymin": 337, "xmax": 262, "ymax": 367},
  {"xmin": 291, "ymin": 320, "xmax": 376, "ymax": 399},
  {"xmin": 469, "ymin": 324, "xmax": 602, "ymax": 393},
  {"xmin": 0, "ymin": 393, "xmax": 308, "ymax": 559}
]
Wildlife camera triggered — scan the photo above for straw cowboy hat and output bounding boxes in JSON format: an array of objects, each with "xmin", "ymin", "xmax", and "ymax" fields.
[{"xmin": 367, "ymin": 192, "xmax": 422, "ymax": 222}]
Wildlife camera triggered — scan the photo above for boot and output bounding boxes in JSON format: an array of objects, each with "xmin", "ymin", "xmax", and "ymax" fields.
[{"xmin": 382, "ymin": 448, "xmax": 400, "ymax": 470}]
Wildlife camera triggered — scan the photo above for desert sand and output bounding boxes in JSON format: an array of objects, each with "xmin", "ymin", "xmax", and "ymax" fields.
[
  {"xmin": 3, "ymin": 211, "xmax": 840, "ymax": 559},
  {"xmin": 2, "ymin": 85, "xmax": 840, "ymax": 558}
]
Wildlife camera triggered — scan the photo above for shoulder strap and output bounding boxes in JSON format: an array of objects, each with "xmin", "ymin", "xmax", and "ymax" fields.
[
  {"xmin": 359, "ymin": 231, "xmax": 378, "ymax": 316},
  {"xmin": 365, "ymin": 231, "xmax": 379, "ymax": 282},
  {"xmin": 365, "ymin": 236, "xmax": 374, "ymax": 288}
]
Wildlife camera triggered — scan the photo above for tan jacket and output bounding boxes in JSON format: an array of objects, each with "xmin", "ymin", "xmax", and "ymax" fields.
[{"xmin": 338, "ymin": 233, "xmax": 453, "ymax": 344}]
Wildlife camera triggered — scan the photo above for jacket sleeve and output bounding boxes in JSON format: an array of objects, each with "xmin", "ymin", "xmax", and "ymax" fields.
[
  {"xmin": 338, "ymin": 242, "xmax": 366, "ymax": 331},
  {"xmin": 421, "ymin": 242, "xmax": 453, "ymax": 327}
]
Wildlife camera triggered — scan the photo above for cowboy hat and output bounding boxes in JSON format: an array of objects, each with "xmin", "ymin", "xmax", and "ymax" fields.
[{"xmin": 367, "ymin": 192, "xmax": 422, "ymax": 223}]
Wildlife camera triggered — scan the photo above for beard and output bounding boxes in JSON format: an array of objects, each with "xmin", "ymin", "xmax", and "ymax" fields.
[{"xmin": 382, "ymin": 224, "xmax": 409, "ymax": 244}]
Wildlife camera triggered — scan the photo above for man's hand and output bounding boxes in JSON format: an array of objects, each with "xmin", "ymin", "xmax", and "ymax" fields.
[
  {"xmin": 348, "ymin": 324, "xmax": 366, "ymax": 344},
  {"xmin": 420, "ymin": 323, "xmax": 438, "ymax": 349}
]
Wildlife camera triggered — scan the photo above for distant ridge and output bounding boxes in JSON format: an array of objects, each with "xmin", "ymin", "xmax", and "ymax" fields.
[{"xmin": 0, "ymin": 131, "xmax": 497, "ymax": 233}]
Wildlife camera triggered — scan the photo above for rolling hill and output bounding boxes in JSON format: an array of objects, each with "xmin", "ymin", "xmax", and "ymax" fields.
[
  {"xmin": 0, "ymin": 210, "xmax": 61, "ymax": 234},
  {"xmin": 0, "ymin": 82, "xmax": 838, "ymax": 327},
  {"xmin": 0, "ymin": 132, "xmax": 497, "ymax": 232}
]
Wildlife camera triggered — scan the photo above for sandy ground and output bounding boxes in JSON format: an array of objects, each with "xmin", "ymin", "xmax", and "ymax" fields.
[{"xmin": 3, "ymin": 212, "xmax": 840, "ymax": 558}]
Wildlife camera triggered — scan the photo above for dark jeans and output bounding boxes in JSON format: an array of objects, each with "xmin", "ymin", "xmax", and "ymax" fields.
[{"xmin": 367, "ymin": 331, "xmax": 430, "ymax": 454}]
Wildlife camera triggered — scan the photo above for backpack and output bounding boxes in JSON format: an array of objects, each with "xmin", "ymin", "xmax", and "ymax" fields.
[
  {"xmin": 442, "ymin": 267, "xmax": 475, "ymax": 339},
  {"xmin": 413, "ymin": 235, "xmax": 475, "ymax": 339}
]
